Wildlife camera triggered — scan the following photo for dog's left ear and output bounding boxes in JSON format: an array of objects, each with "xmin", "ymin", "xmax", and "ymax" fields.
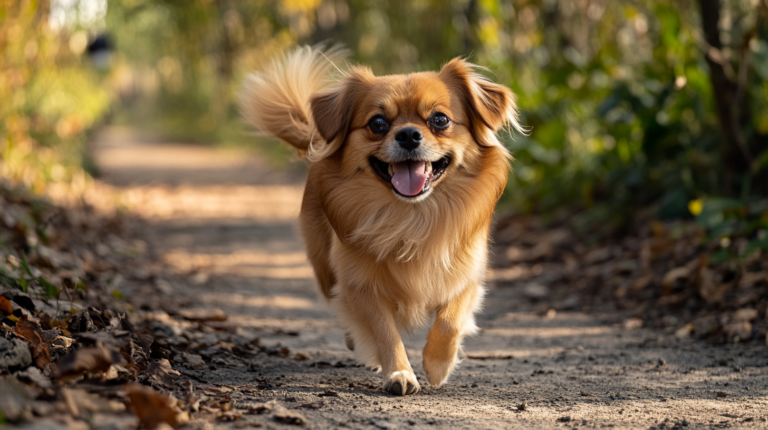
[{"xmin": 439, "ymin": 58, "xmax": 525, "ymax": 147}]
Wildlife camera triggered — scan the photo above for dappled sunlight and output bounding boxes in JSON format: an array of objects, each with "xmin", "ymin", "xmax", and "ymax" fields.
[
  {"xmin": 487, "ymin": 266, "xmax": 531, "ymax": 282},
  {"xmin": 221, "ymin": 265, "xmax": 314, "ymax": 279},
  {"xmin": 95, "ymin": 143, "xmax": 259, "ymax": 170},
  {"xmin": 163, "ymin": 249, "xmax": 314, "ymax": 279},
  {"xmin": 463, "ymin": 348, "xmax": 564, "ymax": 359},
  {"xmin": 483, "ymin": 326, "xmax": 615, "ymax": 338},
  {"xmin": 197, "ymin": 292, "xmax": 316, "ymax": 310},
  {"xmin": 164, "ymin": 249, "xmax": 308, "ymax": 267},
  {"xmin": 224, "ymin": 315, "xmax": 336, "ymax": 332},
  {"xmin": 117, "ymin": 185, "xmax": 304, "ymax": 221}
]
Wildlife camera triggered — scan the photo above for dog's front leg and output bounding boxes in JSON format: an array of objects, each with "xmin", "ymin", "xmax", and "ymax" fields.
[
  {"xmin": 338, "ymin": 291, "xmax": 420, "ymax": 396},
  {"xmin": 422, "ymin": 283, "xmax": 481, "ymax": 387}
]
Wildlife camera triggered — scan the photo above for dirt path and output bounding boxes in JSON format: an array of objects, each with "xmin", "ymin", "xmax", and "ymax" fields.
[{"xmin": 93, "ymin": 127, "xmax": 768, "ymax": 429}]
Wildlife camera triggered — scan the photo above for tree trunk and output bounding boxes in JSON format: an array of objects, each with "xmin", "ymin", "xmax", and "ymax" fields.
[
  {"xmin": 697, "ymin": 0, "xmax": 752, "ymax": 189},
  {"xmin": 213, "ymin": 0, "xmax": 235, "ymax": 120},
  {"xmin": 463, "ymin": 0, "xmax": 479, "ymax": 55}
]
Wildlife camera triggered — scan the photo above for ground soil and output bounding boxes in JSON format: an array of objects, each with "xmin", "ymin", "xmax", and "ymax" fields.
[{"xmin": 90, "ymin": 126, "xmax": 768, "ymax": 429}]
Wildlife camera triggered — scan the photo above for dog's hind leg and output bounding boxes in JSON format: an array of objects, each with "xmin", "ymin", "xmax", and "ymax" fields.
[{"xmin": 422, "ymin": 283, "xmax": 483, "ymax": 387}]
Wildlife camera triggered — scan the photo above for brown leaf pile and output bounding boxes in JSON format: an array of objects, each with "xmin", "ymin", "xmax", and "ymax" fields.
[
  {"xmin": 492, "ymin": 215, "xmax": 768, "ymax": 344},
  {"xmin": 0, "ymin": 182, "xmax": 282, "ymax": 427}
]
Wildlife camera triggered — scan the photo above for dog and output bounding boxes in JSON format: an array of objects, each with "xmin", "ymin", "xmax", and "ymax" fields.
[{"xmin": 240, "ymin": 46, "xmax": 523, "ymax": 395}]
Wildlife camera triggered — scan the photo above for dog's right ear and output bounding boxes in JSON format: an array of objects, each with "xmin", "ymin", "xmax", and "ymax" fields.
[{"xmin": 308, "ymin": 66, "xmax": 373, "ymax": 160}]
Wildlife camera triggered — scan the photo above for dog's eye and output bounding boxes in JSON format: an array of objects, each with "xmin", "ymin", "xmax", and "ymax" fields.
[
  {"xmin": 430, "ymin": 113, "xmax": 451, "ymax": 130},
  {"xmin": 368, "ymin": 116, "xmax": 389, "ymax": 134}
]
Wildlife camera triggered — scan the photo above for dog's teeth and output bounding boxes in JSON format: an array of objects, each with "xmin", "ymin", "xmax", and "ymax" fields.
[
  {"xmin": 388, "ymin": 163, "xmax": 393, "ymax": 176},
  {"xmin": 425, "ymin": 162, "xmax": 432, "ymax": 174}
]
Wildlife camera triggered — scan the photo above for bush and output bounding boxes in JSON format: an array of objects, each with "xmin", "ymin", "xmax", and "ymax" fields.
[{"xmin": 0, "ymin": 0, "xmax": 112, "ymax": 192}]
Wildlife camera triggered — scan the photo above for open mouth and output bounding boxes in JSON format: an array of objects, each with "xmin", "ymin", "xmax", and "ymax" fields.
[{"xmin": 369, "ymin": 156, "xmax": 451, "ymax": 198}]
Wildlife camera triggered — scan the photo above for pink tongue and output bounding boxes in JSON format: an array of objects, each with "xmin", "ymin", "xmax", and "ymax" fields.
[{"xmin": 391, "ymin": 161, "xmax": 428, "ymax": 196}]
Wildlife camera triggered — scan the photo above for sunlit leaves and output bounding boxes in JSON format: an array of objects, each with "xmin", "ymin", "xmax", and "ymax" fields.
[
  {"xmin": 280, "ymin": 0, "xmax": 322, "ymax": 15},
  {"xmin": 0, "ymin": 0, "xmax": 111, "ymax": 191},
  {"xmin": 688, "ymin": 199, "xmax": 704, "ymax": 216}
]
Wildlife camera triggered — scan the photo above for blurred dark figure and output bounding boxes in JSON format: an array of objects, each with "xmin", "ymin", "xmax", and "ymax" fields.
[{"xmin": 87, "ymin": 33, "xmax": 112, "ymax": 70}]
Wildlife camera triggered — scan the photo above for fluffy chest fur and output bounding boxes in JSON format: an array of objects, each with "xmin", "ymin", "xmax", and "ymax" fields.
[
  {"xmin": 328, "ymin": 226, "xmax": 489, "ymax": 331},
  {"xmin": 306, "ymin": 143, "xmax": 509, "ymax": 329}
]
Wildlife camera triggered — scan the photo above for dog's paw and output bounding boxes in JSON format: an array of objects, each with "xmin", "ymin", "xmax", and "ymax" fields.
[
  {"xmin": 383, "ymin": 370, "xmax": 420, "ymax": 396},
  {"xmin": 423, "ymin": 356, "xmax": 456, "ymax": 387},
  {"xmin": 423, "ymin": 341, "xmax": 458, "ymax": 387}
]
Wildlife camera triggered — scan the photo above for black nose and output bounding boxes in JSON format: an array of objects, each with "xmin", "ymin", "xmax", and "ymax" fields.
[{"xmin": 395, "ymin": 127, "xmax": 423, "ymax": 151}]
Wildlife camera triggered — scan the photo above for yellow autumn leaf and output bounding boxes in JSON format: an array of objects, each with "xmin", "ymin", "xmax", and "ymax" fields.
[
  {"xmin": 688, "ymin": 199, "xmax": 703, "ymax": 216},
  {"xmin": 281, "ymin": 0, "xmax": 321, "ymax": 14}
]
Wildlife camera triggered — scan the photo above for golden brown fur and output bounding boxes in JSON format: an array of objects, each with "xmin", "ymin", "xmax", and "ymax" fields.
[{"xmin": 240, "ymin": 46, "xmax": 523, "ymax": 395}]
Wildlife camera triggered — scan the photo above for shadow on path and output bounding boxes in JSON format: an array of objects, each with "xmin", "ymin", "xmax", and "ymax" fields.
[{"xmin": 93, "ymin": 126, "xmax": 768, "ymax": 429}]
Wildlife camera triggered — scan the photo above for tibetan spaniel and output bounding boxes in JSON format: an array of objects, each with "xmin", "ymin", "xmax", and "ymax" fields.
[{"xmin": 240, "ymin": 46, "xmax": 523, "ymax": 395}]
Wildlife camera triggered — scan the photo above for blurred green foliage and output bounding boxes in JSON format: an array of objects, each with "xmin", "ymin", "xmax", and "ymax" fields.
[
  {"xmin": 104, "ymin": 0, "xmax": 768, "ymax": 230},
  {"xmin": 691, "ymin": 196, "xmax": 768, "ymax": 263},
  {"xmin": 489, "ymin": 1, "xmax": 768, "ymax": 232},
  {"xmin": 2, "ymin": 0, "xmax": 767, "ymax": 239}
]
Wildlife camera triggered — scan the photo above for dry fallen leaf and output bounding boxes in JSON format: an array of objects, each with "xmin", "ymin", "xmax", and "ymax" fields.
[
  {"xmin": 245, "ymin": 402, "xmax": 274, "ymax": 414},
  {"xmin": 738, "ymin": 272, "xmax": 767, "ymax": 289},
  {"xmin": 623, "ymin": 318, "xmax": 643, "ymax": 330},
  {"xmin": 732, "ymin": 308, "xmax": 758, "ymax": 322},
  {"xmin": 300, "ymin": 401, "xmax": 324, "ymax": 409},
  {"xmin": 466, "ymin": 352, "xmax": 515, "ymax": 360},
  {"xmin": 181, "ymin": 352, "xmax": 206, "ymax": 370},
  {"xmin": 317, "ymin": 389, "xmax": 339, "ymax": 397},
  {"xmin": 195, "ymin": 383, "xmax": 233, "ymax": 395},
  {"xmin": 698, "ymin": 267, "xmax": 731, "ymax": 304},
  {"xmin": 13, "ymin": 316, "xmax": 51, "ymax": 368},
  {"xmin": 675, "ymin": 323, "xmax": 693, "ymax": 339},
  {"xmin": 1, "ymin": 292, "xmax": 35, "ymax": 312},
  {"xmin": 218, "ymin": 410, "xmax": 243, "ymax": 422},
  {"xmin": 630, "ymin": 274, "xmax": 654, "ymax": 293},
  {"xmin": 126, "ymin": 383, "xmax": 180, "ymax": 430},
  {"xmin": 62, "ymin": 388, "xmax": 126, "ymax": 417},
  {"xmin": 0, "ymin": 295, "xmax": 14, "ymax": 314},
  {"xmin": 661, "ymin": 266, "xmax": 690, "ymax": 292},
  {"xmin": 177, "ymin": 308, "xmax": 227, "ymax": 322},
  {"xmin": 272, "ymin": 405, "xmax": 306, "ymax": 425},
  {"xmin": 56, "ymin": 343, "xmax": 121, "ymax": 380},
  {"xmin": 146, "ymin": 359, "xmax": 180, "ymax": 387},
  {"xmin": 723, "ymin": 321, "xmax": 752, "ymax": 341}
]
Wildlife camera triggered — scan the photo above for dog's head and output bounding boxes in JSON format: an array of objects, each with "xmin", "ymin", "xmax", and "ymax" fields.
[{"xmin": 308, "ymin": 58, "xmax": 523, "ymax": 203}]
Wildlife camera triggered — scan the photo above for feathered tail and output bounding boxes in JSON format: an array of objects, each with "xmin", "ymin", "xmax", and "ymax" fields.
[{"xmin": 239, "ymin": 45, "xmax": 347, "ymax": 157}]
